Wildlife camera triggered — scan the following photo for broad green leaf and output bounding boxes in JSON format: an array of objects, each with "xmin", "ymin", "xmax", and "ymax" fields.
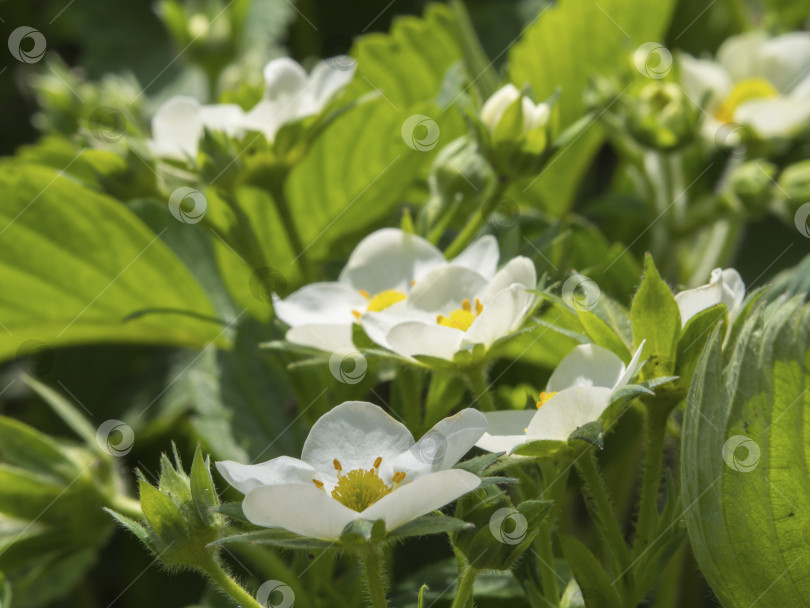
[
  {"xmin": 675, "ymin": 303, "xmax": 727, "ymax": 391},
  {"xmin": 21, "ymin": 376, "xmax": 100, "ymax": 450},
  {"xmin": 210, "ymin": 528, "xmax": 331, "ymax": 551},
  {"xmin": 682, "ymin": 298, "xmax": 810, "ymax": 607},
  {"xmin": 578, "ymin": 310, "xmax": 631, "ymax": 360},
  {"xmin": 347, "ymin": 4, "xmax": 464, "ymax": 108},
  {"xmin": 0, "ymin": 417, "xmax": 80, "ymax": 483},
  {"xmin": 509, "ymin": 0, "xmax": 676, "ymax": 214},
  {"xmin": 559, "ymin": 534, "xmax": 624, "ymax": 608},
  {"xmin": 631, "ymin": 254, "xmax": 680, "ymax": 377},
  {"xmin": 386, "ymin": 515, "xmax": 474, "ymax": 539},
  {"xmin": 0, "ymin": 165, "xmax": 226, "ymax": 364}
]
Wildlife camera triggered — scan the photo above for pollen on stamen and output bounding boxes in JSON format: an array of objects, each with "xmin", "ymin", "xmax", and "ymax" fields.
[
  {"xmin": 358, "ymin": 290, "xmax": 370, "ymax": 299},
  {"xmin": 436, "ymin": 314, "xmax": 445, "ymax": 324},
  {"xmin": 373, "ymin": 456, "xmax": 383, "ymax": 469},
  {"xmin": 333, "ymin": 459, "xmax": 343, "ymax": 473},
  {"xmin": 392, "ymin": 471, "xmax": 407, "ymax": 484},
  {"xmin": 352, "ymin": 310, "xmax": 362, "ymax": 319},
  {"xmin": 475, "ymin": 298, "xmax": 483, "ymax": 315},
  {"xmin": 312, "ymin": 479, "xmax": 325, "ymax": 491},
  {"xmin": 462, "ymin": 299, "xmax": 471, "ymax": 312}
]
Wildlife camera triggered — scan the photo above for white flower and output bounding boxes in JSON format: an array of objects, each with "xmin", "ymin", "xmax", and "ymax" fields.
[
  {"xmin": 675, "ymin": 267, "xmax": 745, "ymax": 327},
  {"xmin": 680, "ymin": 31, "xmax": 810, "ymax": 140},
  {"xmin": 241, "ymin": 56, "xmax": 356, "ymax": 141},
  {"xmin": 359, "ymin": 256, "xmax": 539, "ymax": 361},
  {"xmin": 150, "ymin": 56, "xmax": 355, "ymax": 159},
  {"xmin": 480, "ymin": 84, "xmax": 550, "ymax": 135},
  {"xmin": 216, "ymin": 401, "xmax": 485, "ymax": 541},
  {"xmin": 274, "ymin": 229, "xmax": 500, "ymax": 352},
  {"xmin": 475, "ymin": 342, "xmax": 646, "ymax": 452},
  {"xmin": 150, "ymin": 96, "xmax": 245, "ymax": 159}
]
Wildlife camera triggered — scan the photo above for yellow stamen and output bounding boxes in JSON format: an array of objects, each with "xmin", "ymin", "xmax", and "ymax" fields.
[
  {"xmin": 475, "ymin": 297, "xmax": 483, "ymax": 315},
  {"xmin": 333, "ymin": 459, "xmax": 343, "ymax": 472},
  {"xmin": 352, "ymin": 310, "xmax": 362, "ymax": 319},
  {"xmin": 331, "ymin": 468, "xmax": 391, "ymax": 511},
  {"xmin": 462, "ymin": 299, "xmax": 471, "ymax": 312},
  {"xmin": 392, "ymin": 471, "xmax": 407, "ymax": 484},
  {"xmin": 436, "ymin": 307, "xmax": 480, "ymax": 331},
  {"xmin": 366, "ymin": 289, "xmax": 407, "ymax": 312},
  {"xmin": 714, "ymin": 78, "xmax": 779, "ymax": 124},
  {"xmin": 536, "ymin": 391, "xmax": 558, "ymax": 409},
  {"xmin": 312, "ymin": 479, "xmax": 325, "ymax": 491},
  {"xmin": 373, "ymin": 456, "xmax": 382, "ymax": 469},
  {"xmin": 358, "ymin": 290, "xmax": 371, "ymax": 299}
]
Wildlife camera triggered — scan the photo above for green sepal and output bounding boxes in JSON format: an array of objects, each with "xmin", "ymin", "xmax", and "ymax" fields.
[
  {"xmin": 559, "ymin": 534, "xmax": 624, "ymax": 608},
  {"xmin": 454, "ymin": 452, "xmax": 504, "ymax": 475},
  {"xmin": 213, "ymin": 501, "xmax": 251, "ymax": 524},
  {"xmin": 138, "ymin": 479, "xmax": 188, "ymax": 545},
  {"xmin": 511, "ymin": 440, "xmax": 571, "ymax": 459},
  {"xmin": 104, "ymin": 508, "xmax": 159, "ymax": 553},
  {"xmin": 340, "ymin": 518, "xmax": 387, "ymax": 545},
  {"xmin": 676, "ymin": 303, "xmax": 727, "ymax": 390},
  {"xmin": 387, "ymin": 515, "xmax": 474, "ymax": 540},
  {"xmin": 190, "ymin": 445, "xmax": 220, "ymax": 525},
  {"xmin": 631, "ymin": 254, "xmax": 681, "ymax": 378},
  {"xmin": 567, "ymin": 420, "xmax": 604, "ymax": 449},
  {"xmin": 209, "ymin": 529, "xmax": 332, "ymax": 551}
]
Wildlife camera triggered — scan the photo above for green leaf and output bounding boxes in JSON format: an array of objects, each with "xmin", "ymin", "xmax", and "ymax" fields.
[
  {"xmin": 512, "ymin": 439, "xmax": 572, "ymax": 459},
  {"xmin": 210, "ymin": 528, "xmax": 332, "ymax": 551},
  {"xmin": 568, "ymin": 420, "xmax": 604, "ymax": 449},
  {"xmin": 387, "ymin": 515, "xmax": 474, "ymax": 539},
  {"xmin": 682, "ymin": 298, "xmax": 810, "ymax": 607},
  {"xmin": 190, "ymin": 446, "xmax": 219, "ymax": 525},
  {"xmin": 631, "ymin": 254, "xmax": 681, "ymax": 377},
  {"xmin": 0, "ymin": 571, "xmax": 10, "ymax": 608},
  {"xmin": 21, "ymin": 376, "xmax": 99, "ymax": 450},
  {"xmin": 509, "ymin": 0, "xmax": 676, "ymax": 214},
  {"xmin": 454, "ymin": 452, "xmax": 504, "ymax": 475},
  {"xmin": 578, "ymin": 310, "xmax": 631, "ymax": 361},
  {"xmin": 212, "ymin": 502, "xmax": 250, "ymax": 524},
  {"xmin": 105, "ymin": 508, "xmax": 156, "ymax": 552},
  {"xmin": 0, "ymin": 417, "xmax": 80, "ymax": 483},
  {"xmin": 347, "ymin": 4, "xmax": 464, "ymax": 108},
  {"xmin": 0, "ymin": 165, "xmax": 225, "ymax": 364},
  {"xmin": 559, "ymin": 534, "xmax": 624, "ymax": 608}
]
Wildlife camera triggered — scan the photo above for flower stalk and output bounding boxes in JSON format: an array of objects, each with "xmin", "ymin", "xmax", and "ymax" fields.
[
  {"xmin": 359, "ymin": 547, "xmax": 389, "ymax": 608},
  {"xmin": 450, "ymin": 566, "xmax": 478, "ymax": 608}
]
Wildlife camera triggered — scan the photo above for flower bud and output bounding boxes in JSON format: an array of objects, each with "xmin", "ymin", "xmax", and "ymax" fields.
[
  {"xmin": 626, "ymin": 82, "xmax": 697, "ymax": 150},
  {"xmin": 727, "ymin": 159, "xmax": 777, "ymax": 214},
  {"xmin": 778, "ymin": 160, "xmax": 810, "ymax": 204}
]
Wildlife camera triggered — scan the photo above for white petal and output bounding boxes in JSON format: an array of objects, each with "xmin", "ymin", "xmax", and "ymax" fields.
[
  {"xmin": 480, "ymin": 84, "xmax": 520, "ymax": 132},
  {"xmin": 760, "ymin": 32, "xmax": 810, "ymax": 92},
  {"xmin": 385, "ymin": 321, "xmax": 465, "ymax": 360},
  {"xmin": 216, "ymin": 456, "xmax": 317, "ymax": 495},
  {"xmin": 475, "ymin": 410, "xmax": 537, "ymax": 453},
  {"xmin": 274, "ymin": 282, "xmax": 368, "ymax": 327},
  {"xmin": 734, "ymin": 97, "xmax": 810, "ymax": 138},
  {"xmin": 360, "ymin": 469, "xmax": 480, "ymax": 531},
  {"xmin": 408, "ymin": 265, "xmax": 488, "ymax": 314},
  {"xmin": 678, "ymin": 54, "xmax": 731, "ymax": 109},
  {"xmin": 523, "ymin": 99, "xmax": 550, "ymax": 131},
  {"xmin": 791, "ymin": 74, "xmax": 810, "ymax": 102},
  {"xmin": 241, "ymin": 99, "xmax": 286, "ymax": 140},
  {"xmin": 389, "ymin": 409, "xmax": 488, "ymax": 478},
  {"xmin": 285, "ymin": 323, "xmax": 355, "ymax": 352},
  {"xmin": 242, "ymin": 483, "xmax": 357, "ymax": 540},
  {"xmin": 263, "ymin": 57, "xmax": 308, "ymax": 101},
  {"xmin": 717, "ymin": 31, "xmax": 768, "ymax": 82},
  {"xmin": 199, "ymin": 104, "xmax": 245, "ymax": 136},
  {"xmin": 463, "ymin": 285, "xmax": 525, "ymax": 349},
  {"xmin": 526, "ymin": 386, "xmax": 613, "ymax": 442},
  {"xmin": 339, "ymin": 229, "xmax": 445, "ymax": 294},
  {"xmin": 484, "ymin": 257, "xmax": 537, "ymax": 300},
  {"xmin": 719, "ymin": 268, "xmax": 746, "ymax": 322},
  {"xmin": 151, "ymin": 96, "xmax": 202, "ymax": 158},
  {"xmin": 614, "ymin": 341, "xmax": 646, "ymax": 389},
  {"xmin": 675, "ymin": 278, "xmax": 723, "ymax": 327},
  {"xmin": 301, "ymin": 401, "xmax": 414, "ymax": 476},
  {"xmin": 546, "ymin": 344, "xmax": 626, "ymax": 392},
  {"xmin": 306, "ymin": 59, "xmax": 356, "ymax": 111},
  {"xmin": 452, "ymin": 235, "xmax": 500, "ymax": 279}
]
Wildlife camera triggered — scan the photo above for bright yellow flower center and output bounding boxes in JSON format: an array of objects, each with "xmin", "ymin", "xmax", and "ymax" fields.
[
  {"xmin": 437, "ymin": 298, "xmax": 484, "ymax": 331},
  {"xmin": 354, "ymin": 289, "xmax": 408, "ymax": 319},
  {"xmin": 714, "ymin": 78, "xmax": 779, "ymax": 124},
  {"xmin": 313, "ymin": 458, "xmax": 407, "ymax": 512}
]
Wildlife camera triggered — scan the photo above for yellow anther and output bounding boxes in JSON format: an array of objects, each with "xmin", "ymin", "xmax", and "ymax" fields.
[
  {"xmin": 312, "ymin": 479, "xmax": 325, "ymax": 490},
  {"xmin": 392, "ymin": 471, "xmax": 407, "ymax": 484},
  {"xmin": 352, "ymin": 310, "xmax": 362, "ymax": 319},
  {"xmin": 366, "ymin": 289, "xmax": 407, "ymax": 312},
  {"xmin": 358, "ymin": 289, "xmax": 371, "ymax": 299},
  {"xmin": 536, "ymin": 391, "xmax": 558, "ymax": 409},
  {"xmin": 333, "ymin": 459, "xmax": 343, "ymax": 472},
  {"xmin": 373, "ymin": 456, "xmax": 382, "ymax": 469},
  {"xmin": 475, "ymin": 298, "xmax": 483, "ymax": 315},
  {"xmin": 462, "ymin": 299, "xmax": 471, "ymax": 312}
]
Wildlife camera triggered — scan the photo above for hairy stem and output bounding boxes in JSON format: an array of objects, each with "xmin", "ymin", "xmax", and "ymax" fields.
[
  {"xmin": 201, "ymin": 559, "xmax": 266, "ymax": 608},
  {"xmin": 466, "ymin": 367, "xmax": 495, "ymax": 411},
  {"xmin": 359, "ymin": 548, "xmax": 389, "ymax": 608},
  {"xmin": 450, "ymin": 566, "xmax": 479, "ymax": 608}
]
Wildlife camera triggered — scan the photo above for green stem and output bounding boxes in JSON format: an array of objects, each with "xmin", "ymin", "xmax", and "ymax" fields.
[
  {"xmin": 575, "ymin": 451, "xmax": 632, "ymax": 582},
  {"xmin": 107, "ymin": 494, "xmax": 143, "ymax": 520},
  {"xmin": 266, "ymin": 180, "xmax": 315, "ymax": 282},
  {"xmin": 444, "ymin": 181, "xmax": 507, "ymax": 259},
  {"xmin": 359, "ymin": 548, "xmax": 388, "ymax": 608},
  {"xmin": 394, "ymin": 365, "xmax": 423, "ymax": 430},
  {"xmin": 466, "ymin": 367, "xmax": 495, "ymax": 411},
  {"xmin": 450, "ymin": 566, "xmax": 479, "ymax": 608},
  {"xmin": 633, "ymin": 407, "xmax": 669, "ymax": 556},
  {"xmin": 201, "ymin": 559, "xmax": 266, "ymax": 608},
  {"xmin": 536, "ymin": 525, "xmax": 559, "ymax": 605}
]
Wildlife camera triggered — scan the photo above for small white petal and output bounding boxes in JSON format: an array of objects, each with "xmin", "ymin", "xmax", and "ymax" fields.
[
  {"xmin": 678, "ymin": 54, "xmax": 731, "ymax": 109},
  {"xmin": 262, "ymin": 57, "xmax": 309, "ymax": 101},
  {"xmin": 390, "ymin": 409, "xmax": 488, "ymax": 477},
  {"xmin": 301, "ymin": 401, "xmax": 414, "ymax": 475},
  {"xmin": 216, "ymin": 456, "xmax": 317, "ymax": 495},
  {"xmin": 285, "ymin": 323, "xmax": 355, "ymax": 352},
  {"xmin": 360, "ymin": 469, "xmax": 480, "ymax": 531},
  {"xmin": 759, "ymin": 32, "xmax": 810, "ymax": 92},
  {"xmin": 151, "ymin": 96, "xmax": 202, "ymax": 158},
  {"xmin": 481, "ymin": 84, "xmax": 521, "ymax": 132},
  {"xmin": 306, "ymin": 59, "xmax": 356, "ymax": 111},
  {"xmin": 339, "ymin": 229, "xmax": 445, "ymax": 294},
  {"xmin": 676, "ymin": 279, "xmax": 724, "ymax": 327},
  {"xmin": 526, "ymin": 386, "xmax": 613, "ymax": 442},
  {"xmin": 546, "ymin": 344, "xmax": 626, "ymax": 392},
  {"xmin": 614, "ymin": 341, "xmax": 646, "ymax": 389},
  {"xmin": 719, "ymin": 268, "xmax": 746, "ymax": 322},
  {"xmin": 484, "ymin": 257, "xmax": 537, "ymax": 300},
  {"xmin": 199, "ymin": 104, "xmax": 245, "ymax": 136},
  {"xmin": 241, "ymin": 100, "xmax": 286, "ymax": 140},
  {"xmin": 407, "ymin": 265, "xmax": 489, "ymax": 315},
  {"xmin": 242, "ymin": 483, "xmax": 357, "ymax": 540},
  {"xmin": 475, "ymin": 410, "xmax": 537, "ymax": 453},
  {"xmin": 274, "ymin": 282, "xmax": 368, "ymax": 327},
  {"xmin": 463, "ymin": 285, "xmax": 524, "ymax": 349},
  {"xmin": 734, "ymin": 97, "xmax": 810, "ymax": 138},
  {"xmin": 452, "ymin": 235, "xmax": 500, "ymax": 279},
  {"xmin": 385, "ymin": 321, "xmax": 465, "ymax": 360},
  {"xmin": 716, "ymin": 31, "xmax": 768, "ymax": 82}
]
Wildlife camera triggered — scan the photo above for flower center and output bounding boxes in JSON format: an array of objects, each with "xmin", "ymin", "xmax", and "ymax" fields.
[
  {"xmin": 354, "ymin": 289, "xmax": 407, "ymax": 318},
  {"xmin": 436, "ymin": 298, "xmax": 483, "ymax": 331},
  {"xmin": 536, "ymin": 391, "xmax": 558, "ymax": 409},
  {"xmin": 313, "ymin": 457, "xmax": 407, "ymax": 512},
  {"xmin": 714, "ymin": 78, "xmax": 778, "ymax": 124}
]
